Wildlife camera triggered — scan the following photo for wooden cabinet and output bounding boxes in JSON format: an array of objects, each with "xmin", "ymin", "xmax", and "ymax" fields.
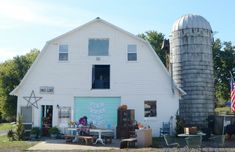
[
  {"xmin": 136, "ymin": 129, "xmax": 152, "ymax": 147},
  {"xmin": 116, "ymin": 109, "xmax": 135, "ymax": 139}
]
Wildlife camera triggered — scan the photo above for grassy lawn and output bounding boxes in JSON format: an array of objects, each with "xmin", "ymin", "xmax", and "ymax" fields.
[
  {"xmin": 215, "ymin": 106, "xmax": 231, "ymax": 114},
  {"xmin": 0, "ymin": 123, "xmax": 16, "ymax": 131},
  {"xmin": 0, "ymin": 135, "xmax": 38, "ymax": 151}
]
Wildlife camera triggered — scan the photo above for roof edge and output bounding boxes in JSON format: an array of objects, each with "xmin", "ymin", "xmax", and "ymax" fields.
[
  {"xmin": 144, "ymin": 41, "xmax": 186, "ymax": 96},
  {"xmin": 47, "ymin": 17, "xmax": 147, "ymax": 44},
  {"xmin": 10, "ymin": 42, "xmax": 49, "ymax": 96}
]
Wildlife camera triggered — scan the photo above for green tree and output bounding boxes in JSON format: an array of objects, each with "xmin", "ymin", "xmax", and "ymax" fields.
[
  {"xmin": 213, "ymin": 39, "xmax": 235, "ymax": 106},
  {"xmin": 138, "ymin": 31, "xmax": 167, "ymax": 66},
  {"xmin": 0, "ymin": 49, "xmax": 39, "ymax": 121}
]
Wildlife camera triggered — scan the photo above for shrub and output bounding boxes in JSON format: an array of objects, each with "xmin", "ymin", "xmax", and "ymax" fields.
[
  {"xmin": 49, "ymin": 127, "xmax": 59, "ymax": 135},
  {"xmin": 7, "ymin": 129, "xmax": 15, "ymax": 141},
  {"xmin": 30, "ymin": 127, "xmax": 41, "ymax": 138},
  {"xmin": 175, "ymin": 113, "xmax": 185, "ymax": 135},
  {"xmin": 15, "ymin": 114, "xmax": 25, "ymax": 140}
]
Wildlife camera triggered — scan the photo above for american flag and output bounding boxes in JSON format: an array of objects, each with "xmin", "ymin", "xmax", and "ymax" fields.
[{"xmin": 230, "ymin": 75, "xmax": 235, "ymax": 112}]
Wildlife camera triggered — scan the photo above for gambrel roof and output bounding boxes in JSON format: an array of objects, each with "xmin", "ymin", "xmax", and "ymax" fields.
[{"xmin": 10, "ymin": 17, "xmax": 185, "ymax": 96}]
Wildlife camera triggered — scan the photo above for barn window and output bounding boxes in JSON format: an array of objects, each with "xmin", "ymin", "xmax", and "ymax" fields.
[
  {"xmin": 59, "ymin": 44, "xmax": 68, "ymax": 61},
  {"xmin": 127, "ymin": 44, "xmax": 137, "ymax": 61},
  {"xmin": 58, "ymin": 107, "xmax": 71, "ymax": 119},
  {"xmin": 144, "ymin": 101, "xmax": 157, "ymax": 117},
  {"xmin": 88, "ymin": 39, "xmax": 109, "ymax": 56},
  {"xmin": 92, "ymin": 65, "xmax": 110, "ymax": 89}
]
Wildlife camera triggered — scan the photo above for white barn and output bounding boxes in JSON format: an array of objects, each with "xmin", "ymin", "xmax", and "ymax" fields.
[{"xmin": 10, "ymin": 17, "xmax": 184, "ymax": 137}]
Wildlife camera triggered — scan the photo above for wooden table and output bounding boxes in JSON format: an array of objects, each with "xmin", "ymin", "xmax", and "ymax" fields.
[{"xmin": 90, "ymin": 129, "xmax": 114, "ymax": 145}]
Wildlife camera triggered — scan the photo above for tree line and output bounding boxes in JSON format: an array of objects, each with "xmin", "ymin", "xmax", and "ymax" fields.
[
  {"xmin": 0, "ymin": 49, "xmax": 39, "ymax": 121},
  {"xmin": 0, "ymin": 32, "xmax": 234, "ymax": 121}
]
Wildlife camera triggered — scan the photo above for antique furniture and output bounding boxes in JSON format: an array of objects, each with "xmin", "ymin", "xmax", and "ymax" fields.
[
  {"xmin": 136, "ymin": 129, "xmax": 152, "ymax": 147},
  {"xmin": 116, "ymin": 109, "xmax": 135, "ymax": 139}
]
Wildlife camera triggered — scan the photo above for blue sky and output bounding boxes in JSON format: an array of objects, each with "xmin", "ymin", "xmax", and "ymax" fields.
[{"xmin": 0, "ymin": 0, "xmax": 234, "ymax": 62}]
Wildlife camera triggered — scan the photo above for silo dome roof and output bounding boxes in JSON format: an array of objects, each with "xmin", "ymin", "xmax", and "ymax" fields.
[{"xmin": 172, "ymin": 14, "xmax": 212, "ymax": 32}]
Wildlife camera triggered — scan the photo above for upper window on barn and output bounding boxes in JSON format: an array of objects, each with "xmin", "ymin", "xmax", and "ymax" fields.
[
  {"xmin": 127, "ymin": 44, "xmax": 137, "ymax": 61},
  {"xmin": 92, "ymin": 65, "xmax": 110, "ymax": 89},
  {"xmin": 88, "ymin": 39, "xmax": 109, "ymax": 56},
  {"xmin": 59, "ymin": 44, "xmax": 68, "ymax": 61}
]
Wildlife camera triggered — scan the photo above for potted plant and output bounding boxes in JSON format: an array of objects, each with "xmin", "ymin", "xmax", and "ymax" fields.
[
  {"xmin": 68, "ymin": 121, "xmax": 76, "ymax": 128},
  {"xmin": 49, "ymin": 127, "xmax": 60, "ymax": 138},
  {"xmin": 30, "ymin": 127, "xmax": 41, "ymax": 140}
]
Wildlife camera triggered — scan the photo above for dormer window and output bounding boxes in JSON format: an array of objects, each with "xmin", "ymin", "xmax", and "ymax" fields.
[
  {"xmin": 88, "ymin": 39, "xmax": 109, "ymax": 56},
  {"xmin": 59, "ymin": 44, "xmax": 68, "ymax": 61},
  {"xmin": 127, "ymin": 44, "xmax": 137, "ymax": 61}
]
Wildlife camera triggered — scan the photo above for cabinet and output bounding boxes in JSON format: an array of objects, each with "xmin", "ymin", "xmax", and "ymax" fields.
[
  {"xmin": 116, "ymin": 109, "xmax": 135, "ymax": 139},
  {"xmin": 136, "ymin": 129, "xmax": 152, "ymax": 147}
]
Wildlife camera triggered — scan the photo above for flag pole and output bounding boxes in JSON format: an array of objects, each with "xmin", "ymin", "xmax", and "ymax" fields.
[{"xmin": 229, "ymin": 71, "xmax": 234, "ymax": 82}]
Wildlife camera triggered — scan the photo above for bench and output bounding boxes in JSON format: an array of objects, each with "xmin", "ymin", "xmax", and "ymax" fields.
[
  {"xmin": 102, "ymin": 132, "xmax": 114, "ymax": 144},
  {"xmin": 76, "ymin": 135, "xmax": 94, "ymax": 145},
  {"xmin": 120, "ymin": 138, "xmax": 137, "ymax": 148},
  {"xmin": 64, "ymin": 135, "xmax": 75, "ymax": 143}
]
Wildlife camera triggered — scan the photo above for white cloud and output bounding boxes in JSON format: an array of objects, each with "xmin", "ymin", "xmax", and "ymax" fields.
[
  {"xmin": 0, "ymin": 48, "xmax": 28, "ymax": 63},
  {"xmin": 0, "ymin": 1, "xmax": 33, "ymax": 21},
  {"xmin": 0, "ymin": 0, "xmax": 96, "ymax": 28}
]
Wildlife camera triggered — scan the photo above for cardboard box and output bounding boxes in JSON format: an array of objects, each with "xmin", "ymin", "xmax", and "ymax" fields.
[
  {"xmin": 184, "ymin": 127, "xmax": 197, "ymax": 134},
  {"xmin": 136, "ymin": 129, "xmax": 152, "ymax": 147}
]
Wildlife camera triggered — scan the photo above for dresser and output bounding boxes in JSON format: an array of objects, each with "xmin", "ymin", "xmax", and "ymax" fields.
[{"xmin": 135, "ymin": 129, "xmax": 152, "ymax": 147}]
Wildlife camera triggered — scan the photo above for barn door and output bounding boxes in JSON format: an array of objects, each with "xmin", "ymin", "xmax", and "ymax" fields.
[{"xmin": 20, "ymin": 106, "xmax": 33, "ymax": 132}]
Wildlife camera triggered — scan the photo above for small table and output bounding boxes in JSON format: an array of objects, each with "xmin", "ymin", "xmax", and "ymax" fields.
[
  {"xmin": 90, "ymin": 129, "xmax": 114, "ymax": 145},
  {"xmin": 178, "ymin": 132, "xmax": 206, "ymax": 137}
]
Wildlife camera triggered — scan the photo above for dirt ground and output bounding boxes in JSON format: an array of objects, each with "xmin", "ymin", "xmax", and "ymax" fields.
[{"xmin": 26, "ymin": 137, "xmax": 235, "ymax": 152}]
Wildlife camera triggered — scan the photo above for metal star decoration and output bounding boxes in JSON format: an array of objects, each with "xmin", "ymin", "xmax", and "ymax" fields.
[{"xmin": 23, "ymin": 90, "xmax": 42, "ymax": 109}]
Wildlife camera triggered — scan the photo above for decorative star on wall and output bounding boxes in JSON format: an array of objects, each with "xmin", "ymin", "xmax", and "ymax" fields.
[{"xmin": 23, "ymin": 90, "xmax": 42, "ymax": 109}]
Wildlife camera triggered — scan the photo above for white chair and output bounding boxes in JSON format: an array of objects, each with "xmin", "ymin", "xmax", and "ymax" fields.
[
  {"xmin": 209, "ymin": 135, "xmax": 225, "ymax": 148},
  {"xmin": 185, "ymin": 135, "xmax": 202, "ymax": 151},
  {"xmin": 163, "ymin": 135, "xmax": 180, "ymax": 148}
]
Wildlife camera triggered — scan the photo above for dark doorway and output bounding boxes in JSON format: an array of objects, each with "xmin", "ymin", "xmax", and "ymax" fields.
[{"xmin": 41, "ymin": 105, "xmax": 53, "ymax": 136}]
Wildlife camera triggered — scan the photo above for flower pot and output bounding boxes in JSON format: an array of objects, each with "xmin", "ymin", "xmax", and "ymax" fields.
[
  {"xmin": 30, "ymin": 134, "xmax": 37, "ymax": 140},
  {"xmin": 50, "ymin": 134, "xmax": 57, "ymax": 139}
]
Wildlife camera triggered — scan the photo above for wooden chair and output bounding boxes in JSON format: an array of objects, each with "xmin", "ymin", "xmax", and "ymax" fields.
[{"xmin": 76, "ymin": 135, "xmax": 94, "ymax": 145}]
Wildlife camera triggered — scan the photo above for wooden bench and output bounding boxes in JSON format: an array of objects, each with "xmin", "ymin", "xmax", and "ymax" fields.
[
  {"xmin": 120, "ymin": 138, "xmax": 137, "ymax": 148},
  {"xmin": 102, "ymin": 132, "xmax": 114, "ymax": 144},
  {"xmin": 76, "ymin": 135, "xmax": 94, "ymax": 145},
  {"xmin": 64, "ymin": 135, "xmax": 75, "ymax": 143}
]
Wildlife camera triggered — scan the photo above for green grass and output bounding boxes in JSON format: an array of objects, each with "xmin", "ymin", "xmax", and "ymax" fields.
[
  {"xmin": 0, "ymin": 123, "xmax": 16, "ymax": 131},
  {"xmin": 215, "ymin": 106, "xmax": 232, "ymax": 114},
  {"xmin": 0, "ymin": 135, "xmax": 38, "ymax": 151}
]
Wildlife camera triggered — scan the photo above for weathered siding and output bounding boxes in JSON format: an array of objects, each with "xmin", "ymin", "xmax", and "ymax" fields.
[{"xmin": 170, "ymin": 27, "xmax": 214, "ymax": 127}]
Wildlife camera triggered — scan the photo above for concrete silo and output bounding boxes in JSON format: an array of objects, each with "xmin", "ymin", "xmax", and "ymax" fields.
[{"xmin": 170, "ymin": 14, "xmax": 214, "ymax": 127}]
